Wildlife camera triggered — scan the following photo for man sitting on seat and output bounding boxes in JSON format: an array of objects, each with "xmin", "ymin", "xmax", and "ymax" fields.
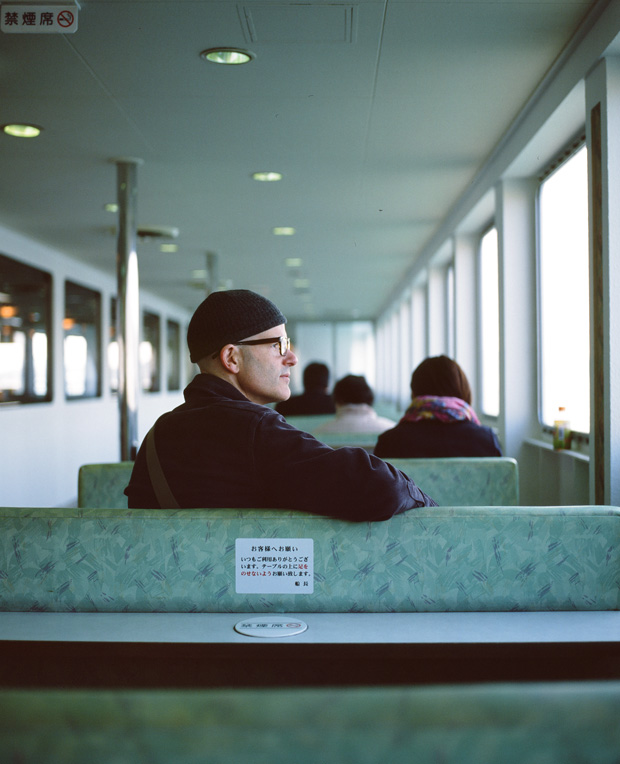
[{"xmin": 125, "ymin": 289, "xmax": 436, "ymax": 519}]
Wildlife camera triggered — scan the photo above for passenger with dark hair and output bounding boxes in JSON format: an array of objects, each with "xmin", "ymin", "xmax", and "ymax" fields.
[
  {"xmin": 374, "ymin": 355, "xmax": 502, "ymax": 458},
  {"xmin": 275, "ymin": 361, "xmax": 336, "ymax": 416},
  {"xmin": 314, "ymin": 374, "xmax": 396, "ymax": 434},
  {"xmin": 125, "ymin": 289, "xmax": 436, "ymax": 517}
]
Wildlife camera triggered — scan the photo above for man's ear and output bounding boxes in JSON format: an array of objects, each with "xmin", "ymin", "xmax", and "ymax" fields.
[{"xmin": 219, "ymin": 344, "xmax": 241, "ymax": 374}]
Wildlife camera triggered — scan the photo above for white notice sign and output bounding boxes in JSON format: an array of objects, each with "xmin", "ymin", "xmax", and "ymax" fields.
[
  {"xmin": 235, "ymin": 538, "xmax": 314, "ymax": 594},
  {"xmin": 1, "ymin": 5, "xmax": 79, "ymax": 34}
]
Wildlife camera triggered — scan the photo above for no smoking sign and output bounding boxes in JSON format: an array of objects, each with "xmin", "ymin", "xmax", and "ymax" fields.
[{"xmin": 1, "ymin": 5, "xmax": 79, "ymax": 34}]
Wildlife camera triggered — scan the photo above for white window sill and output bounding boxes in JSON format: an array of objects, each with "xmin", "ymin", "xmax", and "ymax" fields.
[{"xmin": 523, "ymin": 438, "xmax": 589, "ymax": 463}]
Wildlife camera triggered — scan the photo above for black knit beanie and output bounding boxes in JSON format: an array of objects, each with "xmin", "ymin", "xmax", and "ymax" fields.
[{"xmin": 187, "ymin": 289, "xmax": 287, "ymax": 363}]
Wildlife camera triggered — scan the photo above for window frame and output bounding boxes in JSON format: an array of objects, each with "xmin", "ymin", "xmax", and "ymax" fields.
[
  {"xmin": 63, "ymin": 280, "xmax": 102, "ymax": 400},
  {"xmin": 477, "ymin": 224, "xmax": 500, "ymax": 419},
  {"xmin": 0, "ymin": 253, "xmax": 53, "ymax": 404},
  {"xmin": 535, "ymin": 137, "xmax": 590, "ymax": 439}
]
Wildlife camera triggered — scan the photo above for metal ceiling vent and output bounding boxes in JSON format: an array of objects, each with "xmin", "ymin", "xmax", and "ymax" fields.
[{"xmin": 238, "ymin": 4, "xmax": 356, "ymax": 44}]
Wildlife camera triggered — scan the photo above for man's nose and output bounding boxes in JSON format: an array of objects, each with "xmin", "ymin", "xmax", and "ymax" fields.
[{"xmin": 286, "ymin": 349, "xmax": 298, "ymax": 366}]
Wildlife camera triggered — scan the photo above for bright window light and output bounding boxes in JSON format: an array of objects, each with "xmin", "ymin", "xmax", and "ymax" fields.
[
  {"xmin": 64, "ymin": 335, "xmax": 88, "ymax": 397},
  {"xmin": 539, "ymin": 146, "xmax": 589, "ymax": 433},
  {"xmin": 479, "ymin": 228, "xmax": 500, "ymax": 417}
]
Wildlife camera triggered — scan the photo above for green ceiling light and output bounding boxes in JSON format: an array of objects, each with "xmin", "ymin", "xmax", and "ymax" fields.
[
  {"xmin": 273, "ymin": 227, "xmax": 295, "ymax": 236},
  {"xmin": 252, "ymin": 171, "xmax": 282, "ymax": 182},
  {"xmin": 2, "ymin": 123, "xmax": 42, "ymax": 138},
  {"xmin": 201, "ymin": 48, "xmax": 254, "ymax": 65},
  {"xmin": 285, "ymin": 258, "xmax": 303, "ymax": 267}
]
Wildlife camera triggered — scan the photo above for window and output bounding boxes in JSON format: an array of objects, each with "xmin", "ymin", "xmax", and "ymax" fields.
[
  {"xmin": 479, "ymin": 227, "xmax": 500, "ymax": 417},
  {"xmin": 0, "ymin": 253, "xmax": 52, "ymax": 403},
  {"xmin": 446, "ymin": 263, "xmax": 455, "ymax": 358},
  {"xmin": 166, "ymin": 319, "xmax": 181, "ymax": 391},
  {"xmin": 64, "ymin": 281, "xmax": 101, "ymax": 399},
  {"xmin": 108, "ymin": 297, "xmax": 119, "ymax": 393},
  {"xmin": 141, "ymin": 311, "xmax": 161, "ymax": 392},
  {"xmin": 538, "ymin": 145, "xmax": 589, "ymax": 434}
]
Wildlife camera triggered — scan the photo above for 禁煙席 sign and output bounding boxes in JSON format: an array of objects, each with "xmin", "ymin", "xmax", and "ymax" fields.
[{"xmin": 1, "ymin": 5, "xmax": 78, "ymax": 34}]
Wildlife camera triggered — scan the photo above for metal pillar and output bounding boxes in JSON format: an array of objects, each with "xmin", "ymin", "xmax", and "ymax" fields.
[{"xmin": 114, "ymin": 158, "xmax": 143, "ymax": 461}]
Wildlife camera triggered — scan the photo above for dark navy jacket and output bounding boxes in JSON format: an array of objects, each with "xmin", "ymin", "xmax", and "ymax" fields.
[
  {"xmin": 125, "ymin": 374, "xmax": 436, "ymax": 520},
  {"xmin": 374, "ymin": 419, "xmax": 502, "ymax": 459}
]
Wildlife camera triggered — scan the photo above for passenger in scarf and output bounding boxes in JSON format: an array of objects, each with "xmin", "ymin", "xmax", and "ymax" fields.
[{"xmin": 374, "ymin": 356, "xmax": 502, "ymax": 458}]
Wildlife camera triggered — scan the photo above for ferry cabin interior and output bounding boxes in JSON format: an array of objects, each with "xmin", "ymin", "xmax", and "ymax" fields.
[
  {"xmin": 1, "ymin": 2, "xmax": 620, "ymax": 507},
  {"xmin": 2, "ymin": 3, "xmax": 620, "ymax": 760}
]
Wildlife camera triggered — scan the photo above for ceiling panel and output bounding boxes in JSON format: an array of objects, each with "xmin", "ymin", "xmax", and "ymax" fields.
[{"xmin": 0, "ymin": 0, "xmax": 600, "ymax": 321}]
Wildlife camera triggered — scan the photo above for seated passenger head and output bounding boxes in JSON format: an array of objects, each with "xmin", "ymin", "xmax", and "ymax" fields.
[
  {"xmin": 333, "ymin": 374, "xmax": 374, "ymax": 406},
  {"xmin": 303, "ymin": 362, "xmax": 330, "ymax": 392},
  {"xmin": 187, "ymin": 289, "xmax": 287, "ymax": 365},
  {"xmin": 410, "ymin": 356, "xmax": 472, "ymax": 405}
]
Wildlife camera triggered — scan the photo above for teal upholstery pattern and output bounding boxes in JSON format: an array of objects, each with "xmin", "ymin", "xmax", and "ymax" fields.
[
  {"xmin": 386, "ymin": 457, "xmax": 519, "ymax": 506},
  {"xmin": 78, "ymin": 457, "xmax": 518, "ymax": 509},
  {"xmin": 78, "ymin": 463, "xmax": 130, "ymax": 510},
  {"xmin": 2, "ymin": 682, "xmax": 620, "ymax": 764},
  {"xmin": 1, "ymin": 506, "xmax": 618, "ymax": 613}
]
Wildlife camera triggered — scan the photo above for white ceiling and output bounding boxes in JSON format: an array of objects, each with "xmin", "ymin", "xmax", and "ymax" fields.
[{"xmin": 0, "ymin": 0, "xmax": 599, "ymax": 321}]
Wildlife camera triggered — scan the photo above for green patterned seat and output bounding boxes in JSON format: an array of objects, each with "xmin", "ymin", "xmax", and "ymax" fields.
[
  {"xmin": 78, "ymin": 457, "xmax": 518, "ymax": 509},
  {"xmin": 78, "ymin": 462, "xmax": 131, "ymax": 509},
  {"xmin": 1, "ymin": 505, "xmax": 617, "ymax": 613},
  {"xmin": 2, "ymin": 682, "xmax": 620, "ymax": 764},
  {"xmin": 386, "ymin": 457, "xmax": 519, "ymax": 506}
]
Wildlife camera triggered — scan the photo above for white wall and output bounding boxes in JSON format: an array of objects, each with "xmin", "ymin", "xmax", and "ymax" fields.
[{"xmin": 0, "ymin": 225, "xmax": 190, "ymax": 507}]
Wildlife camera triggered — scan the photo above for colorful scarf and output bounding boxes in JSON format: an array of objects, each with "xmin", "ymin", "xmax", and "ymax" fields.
[{"xmin": 401, "ymin": 395, "xmax": 480, "ymax": 425}]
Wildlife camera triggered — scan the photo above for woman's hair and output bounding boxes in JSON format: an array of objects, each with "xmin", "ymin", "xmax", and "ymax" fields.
[
  {"xmin": 333, "ymin": 374, "xmax": 374, "ymax": 406},
  {"xmin": 410, "ymin": 355, "xmax": 472, "ymax": 404}
]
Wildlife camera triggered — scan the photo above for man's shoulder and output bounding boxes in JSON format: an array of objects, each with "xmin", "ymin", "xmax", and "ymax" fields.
[{"xmin": 164, "ymin": 374, "xmax": 279, "ymax": 428}]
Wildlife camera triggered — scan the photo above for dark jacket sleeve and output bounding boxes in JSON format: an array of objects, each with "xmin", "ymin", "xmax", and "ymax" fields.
[{"xmin": 254, "ymin": 412, "xmax": 437, "ymax": 521}]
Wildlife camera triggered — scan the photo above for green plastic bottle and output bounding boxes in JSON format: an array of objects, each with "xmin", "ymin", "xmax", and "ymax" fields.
[{"xmin": 553, "ymin": 407, "xmax": 572, "ymax": 450}]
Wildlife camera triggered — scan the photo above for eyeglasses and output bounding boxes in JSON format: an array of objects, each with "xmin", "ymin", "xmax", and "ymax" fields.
[{"xmin": 236, "ymin": 336, "xmax": 291, "ymax": 356}]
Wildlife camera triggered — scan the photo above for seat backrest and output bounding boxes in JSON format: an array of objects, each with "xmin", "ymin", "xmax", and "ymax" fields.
[
  {"xmin": 386, "ymin": 457, "xmax": 519, "ymax": 506},
  {"xmin": 78, "ymin": 457, "xmax": 518, "ymax": 509},
  {"xmin": 2, "ymin": 505, "xmax": 618, "ymax": 613},
  {"xmin": 78, "ymin": 462, "xmax": 132, "ymax": 509}
]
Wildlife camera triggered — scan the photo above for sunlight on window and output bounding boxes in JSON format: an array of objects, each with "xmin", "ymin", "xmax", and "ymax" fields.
[
  {"xmin": 32, "ymin": 332, "xmax": 48, "ymax": 396},
  {"xmin": 539, "ymin": 146, "xmax": 589, "ymax": 434},
  {"xmin": 0, "ymin": 332, "xmax": 25, "ymax": 393},
  {"xmin": 140, "ymin": 340, "xmax": 155, "ymax": 390},
  {"xmin": 480, "ymin": 228, "xmax": 500, "ymax": 417},
  {"xmin": 108, "ymin": 340, "xmax": 119, "ymax": 392},
  {"xmin": 64, "ymin": 335, "xmax": 88, "ymax": 397}
]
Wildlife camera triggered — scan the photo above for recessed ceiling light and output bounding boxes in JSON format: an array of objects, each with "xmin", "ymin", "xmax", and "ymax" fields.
[
  {"xmin": 285, "ymin": 258, "xmax": 303, "ymax": 267},
  {"xmin": 273, "ymin": 227, "xmax": 295, "ymax": 236},
  {"xmin": 2, "ymin": 123, "xmax": 42, "ymax": 138},
  {"xmin": 160, "ymin": 244, "xmax": 178, "ymax": 253},
  {"xmin": 294, "ymin": 278, "xmax": 310, "ymax": 289},
  {"xmin": 201, "ymin": 48, "xmax": 254, "ymax": 65},
  {"xmin": 252, "ymin": 171, "xmax": 282, "ymax": 182},
  {"xmin": 104, "ymin": 203, "xmax": 118, "ymax": 213}
]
